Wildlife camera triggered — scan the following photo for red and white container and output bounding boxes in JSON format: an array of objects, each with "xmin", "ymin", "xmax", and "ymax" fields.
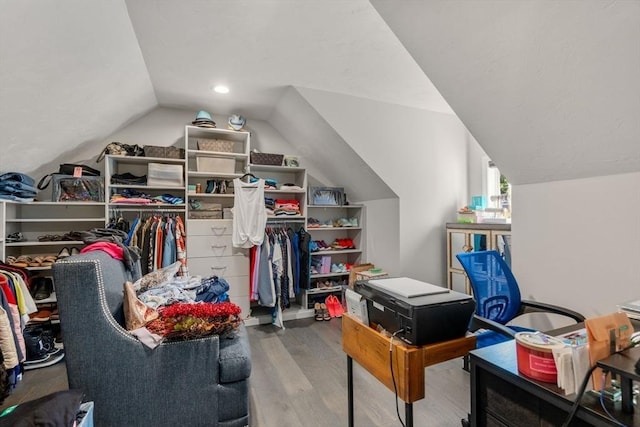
[{"xmin": 515, "ymin": 332, "xmax": 566, "ymax": 383}]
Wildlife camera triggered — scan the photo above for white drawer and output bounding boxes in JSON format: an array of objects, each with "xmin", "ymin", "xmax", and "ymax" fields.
[
  {"xmin": 187, "ymin": 254, "xmax": 249, "ymax": 278},
  {"xmin": 187, "ymin": 235, "xmax": 246, "ymax": 257},
  {"xmin": 187, "ymin": 219, "xmax": 233, "ymax": 236},
  {"xmin": 224, "ymin": 275, "xmax": 249, "ymax": 299}
]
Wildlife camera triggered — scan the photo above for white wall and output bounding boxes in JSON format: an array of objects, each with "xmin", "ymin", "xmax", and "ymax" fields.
[
  {"xmin": 513, "ymin": 172, "xmax": 640, "ymax": 321},
  {"xmin": 299, "ymin": 88, "xmax": 473, "ymax": 285},
  {"xmin": 361, "ymin": 198, "xmax": 400, "ymax": 276}
]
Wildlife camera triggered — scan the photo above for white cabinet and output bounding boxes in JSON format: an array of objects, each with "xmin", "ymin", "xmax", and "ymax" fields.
[{"xmin": 186, "ymin": 219, "xmax": 250, "ymax": 318}]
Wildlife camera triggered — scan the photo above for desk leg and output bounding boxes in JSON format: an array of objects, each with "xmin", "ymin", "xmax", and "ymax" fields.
[
  {"xmin": 348, "ymin": 355, "xmax": 354, "ymax": 427},
  {"xmin": 405, "ymin": 402, "xmax": 413, "ymax": 427},
  {"xmin": 621, "ymin": 377, "xmax": 633, "ymax": 413}
]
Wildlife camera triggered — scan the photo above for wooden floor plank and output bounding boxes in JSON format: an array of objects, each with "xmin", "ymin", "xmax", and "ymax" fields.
[{"xmin": 4, "ymin": 318, "xmax": 472, "ymax": 426}]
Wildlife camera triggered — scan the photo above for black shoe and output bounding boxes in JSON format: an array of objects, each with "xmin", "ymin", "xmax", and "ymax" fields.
[
  {"xmin": 34, "ymin": 277, "xmax": 53, "ymax": 301},
  {"xmin": 29, "ymin": 277, "xmax": 45, "ymax": 299},
  {"xmin": 23, "ymin": 327, "xmax": 49, "ymax": 362}
]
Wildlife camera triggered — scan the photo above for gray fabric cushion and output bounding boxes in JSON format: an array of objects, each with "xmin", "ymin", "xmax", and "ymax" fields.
[{"xmin": 219, "ymin": 325, "xmax": 252, "ymax": 383}]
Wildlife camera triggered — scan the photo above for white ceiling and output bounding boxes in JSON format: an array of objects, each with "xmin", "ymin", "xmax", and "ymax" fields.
[{"xmin": 1, "ymin": 0, "xmax": 638, "ymax": 186}]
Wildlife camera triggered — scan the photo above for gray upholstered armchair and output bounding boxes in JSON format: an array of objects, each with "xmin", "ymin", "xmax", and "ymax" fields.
[{"xmin": 53, "ymin": 250, "xmax": 251, "ymax": 427}]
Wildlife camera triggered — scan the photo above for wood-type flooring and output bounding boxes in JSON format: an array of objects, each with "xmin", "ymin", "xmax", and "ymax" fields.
[{"xmin": 1, "ymin": 318, "xmax": 470, "ymax": 426}]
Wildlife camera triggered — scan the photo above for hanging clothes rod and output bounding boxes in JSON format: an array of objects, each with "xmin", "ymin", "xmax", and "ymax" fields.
[
  {"xmin": 266, "ymin": 218, "xmax": 306, "ymax": 225},
  {"xmin": 109, "ymin": 207, "xmax": 185, "ymax": 213}
]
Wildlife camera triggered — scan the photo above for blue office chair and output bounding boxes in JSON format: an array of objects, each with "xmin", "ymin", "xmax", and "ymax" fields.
[{"xmin": 456, "ymin": 250, "xmax": 585, "ymax": 352}]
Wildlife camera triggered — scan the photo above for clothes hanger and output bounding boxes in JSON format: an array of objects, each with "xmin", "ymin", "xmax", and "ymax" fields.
[{"xmin": 239, "ymin": 173, "xmax": 258, "ymax": 183}]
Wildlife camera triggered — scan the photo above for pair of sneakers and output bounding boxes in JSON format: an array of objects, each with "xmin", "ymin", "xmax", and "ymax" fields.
[
  {"xmin": 331, "ymin": 238, "xmax": 355, "ymax": 249},
  {"xmin": 23, "ymin": 326, "xmax": 65, "ymax": 370}
]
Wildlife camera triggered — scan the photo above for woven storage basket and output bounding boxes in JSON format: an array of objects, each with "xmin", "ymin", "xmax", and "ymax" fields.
[
  {"xmin": 250, "ymin": 152, "xmax": 284, "ymax": 166},
  {"xmin": 197, "ymin": 139, "xmax": 234, "ymax": 153},
  {"xmin": 143, "ymin": 145, "xmax": 185, "ymax": 159}
]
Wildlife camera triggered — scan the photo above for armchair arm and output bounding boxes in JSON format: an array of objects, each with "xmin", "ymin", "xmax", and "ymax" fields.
[
  {"xmin": 519, "ymin": 300, "xmax": 585, "ymax": 323},
  {"xmin": 469, "ymin": 314, "xmax": 518, "ymax": 339}
]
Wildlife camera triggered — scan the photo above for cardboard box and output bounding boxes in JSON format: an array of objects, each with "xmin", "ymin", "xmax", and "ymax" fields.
[
  {"xmin": 196, "ymin": 156, "xmax": 235, "ymax": 173},
  {"xmin": 147, "ymin": 163, "xmax": 184, "ymax": 186}
]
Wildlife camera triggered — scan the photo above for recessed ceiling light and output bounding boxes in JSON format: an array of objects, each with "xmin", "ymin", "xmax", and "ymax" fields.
[{"xmin": 214, "ymin": 85, "xmax": 229, "ymax": 94}]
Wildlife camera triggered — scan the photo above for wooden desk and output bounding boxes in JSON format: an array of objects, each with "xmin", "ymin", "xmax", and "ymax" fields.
[{"xmin": 341, "ymin": 313, "xmax": 476, "ymax": 427}]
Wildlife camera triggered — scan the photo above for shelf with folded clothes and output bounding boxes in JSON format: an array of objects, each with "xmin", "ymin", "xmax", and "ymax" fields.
[{"xmin": 110, "ymin": 184, "xmax": 185, "ymax": 190}]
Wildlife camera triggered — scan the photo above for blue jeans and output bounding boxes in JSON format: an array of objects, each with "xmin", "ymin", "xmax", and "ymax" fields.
[
  {"xmin": 0, "ymin": 182, "xmax": 37, "ymax": 197},
  {"xmin": 0, "ymin": 172, "xmax": 36, "ymax": 186},
  {"xmin": 0, "ymin": 194, "xmax": 35, "ymax": 202}
]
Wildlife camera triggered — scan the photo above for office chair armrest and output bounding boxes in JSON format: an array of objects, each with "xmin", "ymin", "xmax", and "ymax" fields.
[
  {"xmin": 520, "ymin": 300, "xmax": 585, "ymax": 323},
  {"xmin": 470, "ymin": 314, "xmax": 518, "ymax": 339}
]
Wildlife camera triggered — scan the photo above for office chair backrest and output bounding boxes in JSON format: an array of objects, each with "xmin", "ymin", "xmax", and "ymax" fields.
[{"xmin": 456, "ymin": 250, "xmax": 522, "ymax": 324}]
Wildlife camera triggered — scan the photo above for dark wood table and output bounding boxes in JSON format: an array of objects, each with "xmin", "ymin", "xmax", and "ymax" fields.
[
  {"xmin": 341, "ymin": 313, "xmax": 476, "ymax": 427},
  {"xmin": 469, "ymin": 339, "xmax": 640, "ymax": 426}
]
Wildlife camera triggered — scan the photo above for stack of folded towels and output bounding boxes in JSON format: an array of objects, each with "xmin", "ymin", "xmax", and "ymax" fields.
[{"xmin": 0, "ymin": 172, "xmax": 38, "ymax": 202}]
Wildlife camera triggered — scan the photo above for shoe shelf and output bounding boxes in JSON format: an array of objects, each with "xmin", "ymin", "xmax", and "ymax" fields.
[
  {"xmin": 1, "ymin": 201, "xmax": 106, "ymax": 267},
  {"xmin": 307, "ymin": 226, "xmax": 362, "ymax": 231},
  {"xmin": 306, "ymin": 285, "xmax": 344, "ymax": 295},
  {"xmin": 310, "ymin": 272, "xmax": 349, "ymax": 279},
  {"xmin": 33, "ymin": 292, "xmax": 57, "ymax": 304},
  {"xmin": 312, "ymin": 249, "xmax": 361, "ymax": 255}
]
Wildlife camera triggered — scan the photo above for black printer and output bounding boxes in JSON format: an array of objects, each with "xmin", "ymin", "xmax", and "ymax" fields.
[{"xmin": 355, "ymin": 277, "xmax": 475, "ymax": 346}]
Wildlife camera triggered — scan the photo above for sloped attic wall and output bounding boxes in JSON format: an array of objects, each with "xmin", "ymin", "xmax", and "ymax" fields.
[
  {"xmin": 373, "ymin": 0, "xmax": 640, "ymax": 318},
  {"xmin": 296, "ymin": 87, "xmax": 473, "ymax": 284},
  {"xmin": 372, "ymin": 0, "xmax": 640, "ymax": 185},
  {"xmin": 0, "ymin": 0, "xmax": 157, "ymax": 176},
  {"xmin": 268, "ymin": 87, "xmax": 401, "ymax": 274}
]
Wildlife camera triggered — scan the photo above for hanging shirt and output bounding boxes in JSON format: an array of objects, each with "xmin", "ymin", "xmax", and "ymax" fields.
[{"xmin": 232, "ymin": 178, "xmax": 267, "ymax": 248}]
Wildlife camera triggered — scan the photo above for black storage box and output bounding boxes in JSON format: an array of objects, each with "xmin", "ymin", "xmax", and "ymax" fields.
[{"xmin": 355, "ymin": 277, "xmax": 475, "ymax": 346}]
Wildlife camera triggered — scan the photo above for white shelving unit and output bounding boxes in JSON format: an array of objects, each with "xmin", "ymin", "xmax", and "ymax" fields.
[
  {"xmin": 184, "ymin": 126, "xmax": 252, "ymax": 318},
  {"xmin": 242, "ymin": 162, "xmax": 312, "ymax": 325},
  {"xmin": 1, "ymin": 201, "xmax": 107, "ymax": 325},
  {"xmin": 104, "ymin": 154, "xmax": 187, "ymax": 215},
  {"xmin": 303, "ymin": 204, "xmax": 365, "ymax": 309},
  {"xmin": 185, "ymin": 125, "xmax": 250, "ymax": 214},
  {"xmin": 1, "ymin": 201, "xmax": 106, "ymax": 264}
]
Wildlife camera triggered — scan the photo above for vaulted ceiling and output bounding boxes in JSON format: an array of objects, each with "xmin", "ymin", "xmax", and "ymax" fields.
[{"xmin": 1, "ymin": 0, "xmax": 638, "ymax": 186}]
